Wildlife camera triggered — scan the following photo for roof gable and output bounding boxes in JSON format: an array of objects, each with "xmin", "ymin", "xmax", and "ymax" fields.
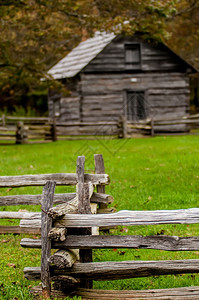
[
  {"xmin": 48, "ymin": 32, "xmax": 115, "ymax": 79},
  {"xmin": 48, "ymin": 33, "xmax": 197, "ymax": 79}
]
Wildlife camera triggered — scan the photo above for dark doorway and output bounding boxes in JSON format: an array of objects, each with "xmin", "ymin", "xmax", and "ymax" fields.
[{"xmin": 126, "ymin": 91, "xmax": 146, "ymax": 121}]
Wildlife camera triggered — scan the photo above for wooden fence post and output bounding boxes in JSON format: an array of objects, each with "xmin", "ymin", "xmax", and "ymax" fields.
[
  {"xmin": 41, "ymin": 181, "xmax": 56, "ymax": 299},
  {"xmin": 76, "ymin": 156, "xmax": 93, "ymax": 289},
  {"xmin": 51, "ymin": 118, "xmax": 57, "ymax": 142},
  {"xmin": 151, "ymin": 118, "xmax": 154, "ymax": 137},
  {"xmin": 16, "ymin": 121, "xmax": 28, "ymax": 144},
  {"xmin": 2, "ymin": 114, "xmax": 6, "ymax": 127},
  {"xmin": 122, "ymin": 116, "xmax": 127, "ymax": 138},
  {"xmin": 94, "ymin": 154, "xmax": 106, "ymax": 210}
]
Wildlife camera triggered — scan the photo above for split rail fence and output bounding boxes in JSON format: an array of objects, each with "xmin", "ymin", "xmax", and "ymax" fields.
[
  {"xmin": 125, "ymin": 113, "xmax": 199, "ymax": 137},
  {"xmin": 1, "ymin": 114, "xmax": 199, "ymax": 143},
  {"xmin": 0, "ymin": 154, "xmax": 113, "ymax": 234},
  {"xmin": 0, "ymin": 115, "xmax": 122, "ymax": 144},
  {"xmin": 19, "ymin": 157, "xmax": 199, "ymax": 299}
]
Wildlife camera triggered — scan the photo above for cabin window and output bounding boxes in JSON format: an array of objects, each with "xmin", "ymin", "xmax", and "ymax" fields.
[
  {"xmin": 126, "ymin": 91, "xmax": 146, "ymax": 121},
  {"xmin": 125, "ymin": 44, "xmax": 141, "ymax": 70}
]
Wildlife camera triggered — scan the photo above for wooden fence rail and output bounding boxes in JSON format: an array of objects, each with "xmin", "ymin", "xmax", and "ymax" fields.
[
  {"xmin": 1, "ymin": 114, "xmax": 199, "ymax": 142},
  {"xmin": 0, "ymin": 115, "xmax": 122, "ymax": 144},
  {"xmin": 20, "ymin": 157, "xmax": 199, "ymax": 299},
  {"xmin": 0, "ymin": 154, "xmax": 112, "ymax": 235}
]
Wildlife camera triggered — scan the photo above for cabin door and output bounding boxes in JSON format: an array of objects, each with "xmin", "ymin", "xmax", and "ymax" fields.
[{"xmin": 126, "ymin": 91, "xmax": 146, "ymax": 121}]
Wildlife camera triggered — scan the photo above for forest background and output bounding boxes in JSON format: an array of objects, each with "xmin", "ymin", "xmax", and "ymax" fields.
[{"xmin": 0, "ymin": 0, "xmax": 199, "ymax": 115}]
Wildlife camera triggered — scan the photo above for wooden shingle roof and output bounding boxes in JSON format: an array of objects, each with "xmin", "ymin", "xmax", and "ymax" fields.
[{"xmin": 48, "ymin": 32, "xmax": 115, "ymax": 79}]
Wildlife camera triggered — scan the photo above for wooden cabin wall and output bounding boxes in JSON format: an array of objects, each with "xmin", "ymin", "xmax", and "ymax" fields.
[
  {"xmin": 48, "ymin": 77, "xmax": 81, "ymax": 122},
  {"xmin": 81, "ymin": 73, "xmax": 190, "ymax": 127}
]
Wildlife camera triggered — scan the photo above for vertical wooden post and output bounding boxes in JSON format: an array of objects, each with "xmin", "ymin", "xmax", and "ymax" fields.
[
  {"xmin": 94, "ymin": 154, "xmax": 106, "ymax": 210},
  {"xmin": 122, "ymin": 116, "xmax": 127, "ymax": 139},
  {"xmin": 16, "ymin": 121, "xmax": 28, "ymax": 144},
  {"xmin": 51, "ymin": 118, "xmax": 57, "ymax": 142},
  {"xmin": 41, "ymin": 181, "xmax": 56, "ymax": 299},
  {"xmin": 2, "ymin": 114, "xmax": 6, "ymax": 127},
  {"xmin": 76, "ymin": 156, "xmax": 93, "ymax": 289},
  {"xmin": 151, "ymin": 118, "xmax": 154, "ymax": 137}
]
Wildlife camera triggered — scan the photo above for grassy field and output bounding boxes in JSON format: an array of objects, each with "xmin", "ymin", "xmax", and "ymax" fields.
[{"xmin": 1, "ymin": 136, "xmax": 199, "ymax": 299}]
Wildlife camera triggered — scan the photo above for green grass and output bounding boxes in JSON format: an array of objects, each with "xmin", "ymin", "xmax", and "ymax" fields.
[{"xmin": 1, "ymin": 136, "xmax": 199, "ymax": 299}]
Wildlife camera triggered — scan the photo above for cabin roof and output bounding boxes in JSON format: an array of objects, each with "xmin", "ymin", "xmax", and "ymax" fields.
[
  {"xmin": 48, "ymin": 32, "xmax": 197, "ymax": 80},
  {"xmin": 48, "ymin": 32, "xmax": 115, "ymax": 79}
]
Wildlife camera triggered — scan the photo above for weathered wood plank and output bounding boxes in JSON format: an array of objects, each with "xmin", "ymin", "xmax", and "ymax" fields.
[
  {"xmin": 0, "ymin": 211, "xmax": 40, "ymax": 219},
  {"xmin": 0, "ymin": 226, "xmax": 40, "ymax": 234},
  {"xmin": 48, "ymin": 228, "xmax": 66, "ymax": 242},
  {"xmin": 48, "ymin": 182, "xmax": 93, "ymax": 218},
  {"xmin": 30, "ymin": 285, "xmax": 199, "ymax": 299},
  {"xmin": 41, "ymin": 181, "xmax": 56, "ymax": 299},
  {"xmin": 0, "ymin": 192, "xmax": 113, "ymax": 206},
  {"xmin": 75, "ymin": 287, "xmax": 199, "ymax": 299},
  {"xmin": 77, "ymin": 156, "xmax": 93, "ymax": 289},
  {"xmin": 52, "ymin": 208, "xmax": 199, "ymax": 227},
  {"xmin": 24, "ymin": 259, "xmax": 199, "ymax": 281},
  {"xmin": 20, "ymin": 235, "xmax": 199, "ymax": 251},
  {"xmin": 20, "ymin": 208, "xmax": 199, "ymax": 228},
  {"xmin": 0, "ymin": 173, "xmax": 109, "ymax": 187},
  {"xmin": 94, "ymin": 154, "xmax": 106, "ymax": 211},
  {"xmin": 49, "ymin": 249, "xmax": 79, "ymax": 268}
]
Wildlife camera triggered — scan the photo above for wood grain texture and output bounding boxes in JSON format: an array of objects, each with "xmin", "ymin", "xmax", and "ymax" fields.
[
  {"xmin": 0, "ymin": 211, "xmax": 40, "ymax": 219},
  {"xmin": 94, "ymin": 154, "xmax": 106, "ymax": 211},
  {"xmin": 48, "ymin": 228, "xmax": 66, "ymax": 242},
  {"xmin": 0, "ymin": 173, "xmax": 109, "ymax": 187},
  {"xmin": 21, "ymin": 235, "xmax": 199, "ymax": 251},
  {"xmin": 41, "ymin": 181, "xmax": 56, "ymax": 298},
  {"xmin": 24, "ymin": 259, "xmax": 199, "ymax": 281},
  {"xmin": 48, "ymin": 182, "xmax": 93, "ymax": 218},
  {"xmin": 52, "ymin": 208, "xmax": 199, "ymax": 227},
  {"xmin": 0, "ymin": 226, "xmax": 40, "ymax": 234},
  {"xmin": 0, "ymin": 192, "xmax": 113, "ymax": 206},
  {"xmin": 76, "ymin": 156, "xmax": 93, "ymax": 289},
  {"xmin": 20, "ymin": 208, "xmax": 199, "ymax": 229},
  {"xmin": 49, "ymin": 249, "xmax": 79, "ymax": 268},
  {"xmin": 30, "ymin": 285, "xmax": 199, "ymax": 299}
]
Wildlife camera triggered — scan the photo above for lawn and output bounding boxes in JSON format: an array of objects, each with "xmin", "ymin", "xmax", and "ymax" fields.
[{"xmin": 1, "ymin": 136, "xmax": 199, "ymax": 299}]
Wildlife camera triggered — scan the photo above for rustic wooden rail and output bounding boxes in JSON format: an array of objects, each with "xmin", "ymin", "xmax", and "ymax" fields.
[
  {"xmin": 0, "ymin": 115, "xmax": 122, "ymax": 143},
  {"xmin": 20, "ymin": 161, "xmax": 199, "ymax": 299},
  {"xmin": 1, "ymin": 114, "xmax": 199, "ymax": 142},
  {"xmin": 0, "ymin": 154, "xmax": 112, "ymax": 234},
  {"xmin": 126, "ymin": 114, "xmax": 199, "ymax": 137}
]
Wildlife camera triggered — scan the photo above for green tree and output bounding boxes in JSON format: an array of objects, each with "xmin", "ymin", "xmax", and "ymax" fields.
[{"xmin": 0, "ymin": 0, "xmax": 178, "ymax": 113}]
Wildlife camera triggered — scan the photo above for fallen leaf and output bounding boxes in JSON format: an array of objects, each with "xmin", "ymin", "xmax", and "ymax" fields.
[
  {"xmin": 30, "ymin": 165, "xmax": 34, "ymax": 169},
  {"xmin": 145, "ymin": 168, "xmax": 150, "ymax": 170},
  {"xmin": 130, "ymin": 185, "xmax": 136, "ymax": 189},
  {"xmin": 120, "ymin": 227, "xmax": 128, "ymax": 233},
  {"xmin": 1, "ymin": 239, "xmax": 9, "ymax": 243},
  {"xmin": 148, "ymin": 196, "xmax": 152, "ymax": 200},
  {"xmin": 6, "ymin": 188, "xmax": 12, "ymax": 193},
  {"xmin": 7, "ymin": 263, "xmax": 16, "ymax": 268},
  {"xmin": 112, "ymin": 248, "xmax": 117, "ymax": 252}
]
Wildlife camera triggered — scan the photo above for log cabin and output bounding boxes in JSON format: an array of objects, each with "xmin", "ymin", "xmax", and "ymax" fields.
[{"xmin": 48, "ymin": 32, "xmax": 197, "ymax": 134}]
